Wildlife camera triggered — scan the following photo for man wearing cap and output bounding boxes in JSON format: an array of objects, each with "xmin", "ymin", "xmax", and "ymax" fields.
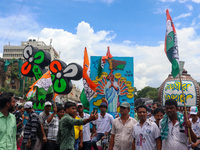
[
  {"xmin": 0, "ymin": 92, "xmax": 17, "ymax": 150},
  {"xmin": 77, "ymin": 103, "xmax": 91, "ymax": 150},
  {"xmin": 189, "ymin": 106, "xmax": 200, "ymax": 150},
  {"xmin": 38, "ymin": 101, "xmax": 52, "ymax": 150},
  {"xmin": 109, "ymin": 102, "xmax": 137, "ymax": 150},
  {"xmin": 21, "ymin": 101, "xmax": 39, "ymax": 150},
  {"xmin": 91, "ymin": 102, "xmax": 114, "ymax": 150}
]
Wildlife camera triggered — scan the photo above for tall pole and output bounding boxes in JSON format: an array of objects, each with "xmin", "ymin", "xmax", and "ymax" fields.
[{"xmin": 178, "ymin": 72, "xmax": 191, "ymax": 143}]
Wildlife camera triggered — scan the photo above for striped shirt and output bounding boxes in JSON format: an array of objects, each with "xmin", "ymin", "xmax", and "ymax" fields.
[
  {"xmin": 22, "ymin": 110, "xmax": 39, "ymax": 143},
  {"xmin": 45, "ymin": 115, "xmax": 59, "ymax": 141},
  {"xmin": 14, "ymin": 110, "xmax": 23, "ymax": 133},
  {"xmin": 39, "ymin": 111, "xmax": 51, "ymax": 135}
]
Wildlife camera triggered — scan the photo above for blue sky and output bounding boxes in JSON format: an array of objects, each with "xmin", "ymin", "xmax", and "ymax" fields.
[{"xmin": 0, "ymin": 0, "xmax": 200, "ymax": 90}]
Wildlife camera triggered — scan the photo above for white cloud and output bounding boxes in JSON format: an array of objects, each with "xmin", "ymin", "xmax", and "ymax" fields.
[
  {"xmin": 100, "ymin": 0, "xmax": 115, "ymax": 4},
  {"xmin": 154, "ymin": 8, "xmax": 172, "ymax": 14},
  {"xmin": 72, "ymin": 0, "xmax": 116, "ymax": 4},
  {"xmin": 175, "ymin": 22, "xmax": 181, "ymax": 28},
  {"xmin": 123, "ymin": 40, "xmax": 135, "ymax": 45},
  {"xmin": 0, "ymin": 13, "xmax": 41, "ymax": 52},
  {"xmin": 159, "ymin": 0, "xmax": 189, "ymax": 2},
  {"xmin": 174, "ymin": 13, "xmax": 192, "ymax": 20},
  {"xmin": 186, "ymin": 5, "xmax": 193, "ymax": 11},
  {"xmin": 178, "ymin": 0, "xmax": 188, "ymax": 3},
  {"xmin": 1, "ymin": 13, "xmax": 200, "ymax": 91},
  {"xmin": 192, "ymin": 0, "xmax": 200, "ymax": 3},
  {"xmin": 159, "ymin": 0, "xmax": 176, "ymax": 2}
]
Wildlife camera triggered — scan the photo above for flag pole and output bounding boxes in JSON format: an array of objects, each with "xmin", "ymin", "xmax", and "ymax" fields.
[{"xmin": 178, "ymin": 72, "xmax": 191, "ymax": 143}]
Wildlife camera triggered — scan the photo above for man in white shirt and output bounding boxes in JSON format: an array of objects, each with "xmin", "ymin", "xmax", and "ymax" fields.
[
  {"xmin": 91, "ymin": 102, "xmax": 114, "ymax": 150},
  {"xmin": 149, "ymin": 102, "xmax": 162, "ymax": 122},
  {"xmin": 189, "ymin": 106, "xmax": 200, "ymax": 150},
  {"xmin": 153, "ymin": 108, "xmax": 164, "ymax": 127},
  {"xmin": 109, "ymin": 102, "xmax": 137, "ymax": 150},
  {"xmin": 77, "ymin": 103, "xmax": 91, "ymax": 150},
  {"xmin": 161, "ymin": 99, "xmax": 197, "ymax": 150},
  {"xmin": 132, "ymin": 104, "xmax": 161, "ymax": 150}
]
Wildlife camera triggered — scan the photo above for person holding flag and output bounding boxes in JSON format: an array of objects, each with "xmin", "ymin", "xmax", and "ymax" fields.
[
  {"xmin": 162, "ymin": 9, "xmax": 196, "ymax": 149},
  {"xmin": 161, "ymin": 99, "xmax": 196, "ymax": 150}
]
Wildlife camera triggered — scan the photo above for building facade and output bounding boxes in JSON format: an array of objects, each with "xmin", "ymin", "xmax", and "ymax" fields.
[
  {"xmin": 59, "ymin": 84, "xmax": 81, "ymax": 103},
  {"xmin": 3, "ymin": 39, "xmax": 60, "ymax": 61}
]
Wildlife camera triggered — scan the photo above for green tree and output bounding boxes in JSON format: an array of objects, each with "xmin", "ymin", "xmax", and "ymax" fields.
[
  {"xmin": 135, "ymin": 86, "xmax": 158, "ymax": 101},
  {"xmin": 134, "ymin": 87, "xmax": 137, "ymax": 98},
  {"xmin": 0, "ymin": 84, "xmax": 20, "ymax": 96}
]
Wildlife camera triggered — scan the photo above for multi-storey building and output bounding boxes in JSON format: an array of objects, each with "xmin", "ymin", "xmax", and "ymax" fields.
[{"xmin": 3, "ymin": 39, "xmax": 60, "ymax": 61}]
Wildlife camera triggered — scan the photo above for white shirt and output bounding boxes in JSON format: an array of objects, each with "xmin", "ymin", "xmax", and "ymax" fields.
[
  {"xmin": 189, "ymin": 117, "xmax": 200, "ymax": 149},
  {"xmin": 45, "ymin": 116, "xmax": 59, "ymax": 141},
  {"xmin": 111, "ymin": 116, "xmax": 137, "ymax": 150},
  {"xmin": 190, "ymin": 117, "xmax": 200, "ymax": 137},
  {"xmin": 162, "ymin": 119, "xmax": 188, "ymax": 150},
  {"xmin": 132, "ymin": 119, "xmax": 160, "ymax": 150},
  {"xmin": 149, "ymin": 116, "xmax": 156, "ymax": 122},
  {"xmin": 77, "ymin": 113, "xmax": 91, "ymax": 142},
  {"xmin": 92, "ymin": 113, "xmax": 114, "ymax": 133}
]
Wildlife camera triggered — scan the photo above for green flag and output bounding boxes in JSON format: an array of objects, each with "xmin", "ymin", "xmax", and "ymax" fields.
[{"xmin": 80, "ymin": 89, "xmax": 90, "ymax": 108}]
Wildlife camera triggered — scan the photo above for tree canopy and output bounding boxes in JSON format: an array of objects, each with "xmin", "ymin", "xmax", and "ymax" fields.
[{"xmin": 135, "ymin": 86, "xmax": 159, "ymax": 101}]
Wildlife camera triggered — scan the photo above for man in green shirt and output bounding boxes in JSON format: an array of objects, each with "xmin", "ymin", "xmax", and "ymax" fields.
[
  {"xmin": 57, "ymin": 102, "xmax": 98, "ymax": 150},
  {"xmin": 0, "ymin": 92, "xmax": 17, "ymax": 150}
]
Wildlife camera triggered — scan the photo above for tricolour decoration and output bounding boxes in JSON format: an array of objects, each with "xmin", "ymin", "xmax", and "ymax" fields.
[
  {"xmin": 26, "ymin": 87, "xmax": 36, "ymax": 100},
  {"xmin": 80, "ymin": 48, "xmax": 98, "ymax": 108},
  {"xmin": 164, "ymin": 9, "xmax": 180, "ymax": 78},
  {"xmin": 90, "ymin": 55, "xmax": 134, "ymax": 118}
]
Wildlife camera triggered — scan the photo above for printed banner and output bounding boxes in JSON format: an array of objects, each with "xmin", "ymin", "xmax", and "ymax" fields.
[{"xmin": 90, "ymin": 56, "xmax": 134, "ymax": 118}]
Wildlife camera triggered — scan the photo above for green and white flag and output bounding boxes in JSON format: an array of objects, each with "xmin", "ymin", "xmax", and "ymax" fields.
[{"xmin": 165, "ymin": 9, "xmax": 180, "ymax": 78}]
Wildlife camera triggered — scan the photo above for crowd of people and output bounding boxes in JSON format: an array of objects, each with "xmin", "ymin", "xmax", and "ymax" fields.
[{"xmin": 0, "ymin": 92, "xmax": 200, "ymax": 150}]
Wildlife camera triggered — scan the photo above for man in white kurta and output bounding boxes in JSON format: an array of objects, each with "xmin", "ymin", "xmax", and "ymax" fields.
[{"xmin": 132, "ymin": 105, "xmax": 161, "ymax": 150}]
